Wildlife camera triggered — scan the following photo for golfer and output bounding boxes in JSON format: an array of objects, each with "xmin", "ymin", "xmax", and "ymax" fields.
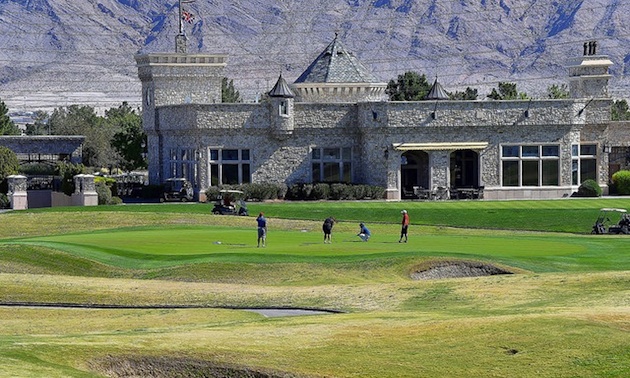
[
  {"xmin": 256, "ymin": 212, "xmax": 267, "ymax": 247},
  {"xmin": 322, "ymin": 217, "xmax": 335, "ymax": 243},
  {"xmin": 399, "ymin": 209, "xmax": 409, "ymax": 243},
  {"xmin": 357, "ymin": 222, "xmax": 371, "ymax": 242}
]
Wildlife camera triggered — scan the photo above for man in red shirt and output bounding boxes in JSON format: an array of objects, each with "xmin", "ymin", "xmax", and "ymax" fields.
[{"xmin": 399, "ymin": 210, "xmax": 409, "ymax": 243}]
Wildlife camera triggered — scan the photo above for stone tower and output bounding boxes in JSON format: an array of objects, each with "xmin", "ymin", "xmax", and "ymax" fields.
[
  {"xmin": 568, "ymin": 40, "xmax": 613, "ymax": 99},
  {"xmin": 135, "ymin": 50, "xmax": 227, "ymax": 184},
  {"xmin": 268, "ymin": 74, "xmax": 295, "ymax": 140}
]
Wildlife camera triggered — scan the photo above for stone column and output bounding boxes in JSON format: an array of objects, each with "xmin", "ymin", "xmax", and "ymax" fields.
[
  {"xmin": 7, "ymin": 175, "xmax": 28, "ymax": 210},
  {"xmin": 71, "ymin": 174, "xmax": 98, "ymax": 206}
]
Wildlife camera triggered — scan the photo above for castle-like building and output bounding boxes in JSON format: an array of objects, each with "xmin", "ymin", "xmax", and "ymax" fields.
[{"xmin": 136, "ymin": 37, "xmax": 618, "ymax": 201}]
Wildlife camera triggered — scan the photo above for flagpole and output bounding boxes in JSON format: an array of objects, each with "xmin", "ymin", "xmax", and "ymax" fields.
[{"xmin": 178, "ymin": 0, "xmax": 184, "ymax": 35}]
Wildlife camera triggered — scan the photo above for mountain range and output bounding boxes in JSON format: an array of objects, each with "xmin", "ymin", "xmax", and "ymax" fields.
[{"xmin": 0, "ymin": 0, "xmax": 629, "ymax": 114}]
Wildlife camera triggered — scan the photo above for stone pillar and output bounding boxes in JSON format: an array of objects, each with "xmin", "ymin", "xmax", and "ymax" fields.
[
  {"xmin": 7, "ymin": 175, "xmax": 28, "ymax": 210},
  {"xmin": 429, "ymin": 151, "xmax": 450, "ymax": 189},
  {"xmin": 71, "ymin": 174, "xmax": 98, "ymax": 206}
]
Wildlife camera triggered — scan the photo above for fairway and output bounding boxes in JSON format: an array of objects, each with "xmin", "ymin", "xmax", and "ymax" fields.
[{"xmin": 0, "ymin": 200, "xmax": 628, "ymax": 377}]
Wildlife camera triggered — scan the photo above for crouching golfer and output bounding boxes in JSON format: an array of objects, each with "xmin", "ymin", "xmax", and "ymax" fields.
[{"xmin": 357, "ymin": 222, "xmax": 371, "ymax": 242}]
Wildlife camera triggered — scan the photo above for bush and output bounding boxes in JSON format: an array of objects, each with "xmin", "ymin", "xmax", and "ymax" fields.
[
  {"xmin": 0, "ymin": 146, "xmax": 19, "ymax": 194},
  {"xmin": 612, "ymin": 170, "xmax": 630, "ymax": 195},
  {"xmin": 18, "ymin": 162, "xmax": 56, "ymax": 176},
  {"xmin": 312, "ymin": 183, "xmax": 330, "ymax": 200},
  {"xmin": 55, "ymin": 162, "xmax": 86, "ymax": 195},
  {"xmin": 95, "ymin": 181, "xmax": 113, "ymax": 205},
  {"xmin": 0, "ymin": 193, "xmax": 9, "ymax": 209},
  {"xmin": 576, "ymin": 179, "xmax": 602, "ymax": 197}
]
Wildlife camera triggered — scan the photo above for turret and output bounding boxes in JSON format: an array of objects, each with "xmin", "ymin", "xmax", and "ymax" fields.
[{"xmin": 268, "ymin": 74, "xmax": 295, "ymax": 140}]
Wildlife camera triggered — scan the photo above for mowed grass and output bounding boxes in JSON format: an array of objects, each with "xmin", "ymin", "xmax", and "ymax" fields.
[{"xmin": 0, "ymin": 199, "xmax": 628, "ymax": 377}]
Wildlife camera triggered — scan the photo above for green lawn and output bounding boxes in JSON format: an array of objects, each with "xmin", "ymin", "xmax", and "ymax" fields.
[{"xmin": 0, "ymin": 199, "xmax": 628, "ymax": 377}]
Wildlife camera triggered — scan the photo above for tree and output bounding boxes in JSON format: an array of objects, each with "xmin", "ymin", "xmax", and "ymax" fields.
[
  {"xmin": 0, "ymin": 146, "xmax": 19, "ymax": 194},
  {"xmin": 25, "ymin": 111, "xmax": 50, "ymax": 135},
  {"xmin": 386, "ymin": 71, "xmax": 431, "ymax": 101},
  {"xmin": 449, "ymin": 87, "xmax": 478, "ymax": 100},
  {"xmin": 547, "ymin": 84, "xmax": 569, "ymax": 99},
  {"xmin": 222, "ymin": 77, "xmax": 241, "ymax": 103},
  {"xmin": 487, "ymin": 82, "xmax": 528, "ymax": 100},
  {"xmin": 48, "ymin": 105, "xmax": 117, "ymax": 168},
  {"xmin": 0, "ymin": 99, "xmax": 20, "ymax": 135},
  {"xmin": 611, "ymin": 99, "xmax": 630, "ymax": 121},
  {"xmin": 109, "ymin": 102, "xmax": 147, "ymax": 172}
]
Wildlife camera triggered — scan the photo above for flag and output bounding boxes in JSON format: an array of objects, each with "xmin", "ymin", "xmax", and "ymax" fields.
[{"xmin": 182, "ymin": 9, "xmax": 195, "ymax": 24}]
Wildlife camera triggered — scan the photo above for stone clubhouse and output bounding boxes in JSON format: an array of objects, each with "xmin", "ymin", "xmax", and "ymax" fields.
[{"xmin": 135, "ymin": 35, "xmax": 622, "ymax": 201}]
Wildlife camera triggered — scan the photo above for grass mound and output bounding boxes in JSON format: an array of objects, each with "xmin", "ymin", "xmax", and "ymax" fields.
[
  {"xmin": 410, "ymin": 259, "xmax": 514, "ymax": 280},
  {"xmin": 90, "ymin": 355, "xmax": 302, "ymax": 378}
]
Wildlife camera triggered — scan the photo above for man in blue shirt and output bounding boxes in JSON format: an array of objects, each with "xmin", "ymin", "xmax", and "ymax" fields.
[
  {"xmin": 357, "ymin": 223, "xmax": 371, "ymax": 242},
  {"xmin": 257, "ymin": 212, "xmax": 267, "ymax": 247}
]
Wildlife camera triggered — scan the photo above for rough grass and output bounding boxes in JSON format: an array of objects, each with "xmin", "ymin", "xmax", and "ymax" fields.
[{"xmin": 0, "ymin": 201, "xmax": 628, "ymax": 377}]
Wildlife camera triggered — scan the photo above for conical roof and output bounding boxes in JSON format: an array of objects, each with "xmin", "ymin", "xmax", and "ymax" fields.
[
  {"xmin": 426, "ymin": 77, "xmax": 449, "ymax": 100},
  {"xmin": 294, "ymin": 34, "xmax": 381, "ymax": 84},
  {"xmin": 268, "ymin": 74, "xmax": 295, "ymax": 98}
]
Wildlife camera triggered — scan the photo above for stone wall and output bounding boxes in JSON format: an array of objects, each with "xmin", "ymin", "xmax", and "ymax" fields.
[{"xmin": 151, "ymin": 96, "xmax": 613, "ymax": 200}]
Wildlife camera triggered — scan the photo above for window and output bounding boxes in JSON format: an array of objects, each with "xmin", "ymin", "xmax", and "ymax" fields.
[
  {"xmin": 169, "ymin": 148, "xmax": 197, "ymax": 183},
  {"xmin": 311, "ymin": 147, "xmax": 352, "ymax": 183},
  {"xmin": 209, "ymin": 148, "xmax": 251, "ymax": 186},
  {"xmin": 501, "ymin": 144, "xmax": 560, "ymax": 187},
  {"xmin": 279, "ymin": 100, "xmax": 288, "ymax": 116},
  {"xmin": 572, "ymin": 144, "xmax": 597, "ymax": 185}
]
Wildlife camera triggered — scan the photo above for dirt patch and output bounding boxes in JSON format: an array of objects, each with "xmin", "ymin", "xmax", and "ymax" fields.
[
  {"xmin": 410, "ymin": 260, "xmax": 514, "ymax": 280},
  {"xmin": 90, "ymin": 355, "xmax": 304, "ymax": 378}
]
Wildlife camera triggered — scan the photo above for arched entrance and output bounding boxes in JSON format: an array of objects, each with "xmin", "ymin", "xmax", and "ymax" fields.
[
  {"xmin": 401, "ymin": 151, "xmax": 429, "ymax": 198},
  {"xmin": 450, "ymin": 149, "xmax": 479, "ymax": 188}
]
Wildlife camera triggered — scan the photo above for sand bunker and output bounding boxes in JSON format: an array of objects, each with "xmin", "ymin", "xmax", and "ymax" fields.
[
  {"xmin": 411, "ymin": 260, "xmax": 513, "ymax": 280},
  {"xmin": 91, "ymin": 356, "xmax": 300, "ymax": 378}
]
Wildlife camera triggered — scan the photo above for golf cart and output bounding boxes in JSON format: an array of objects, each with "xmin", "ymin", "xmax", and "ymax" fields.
[
  {"xmin": 211, "ymin": 189, "xmax": 248, "ymax": 216},
  {"xmin": 160, "ymin": 178, "xmax": 194, "ymax": 202},
  {"xmin": 592, "ymin": 208, "xmax": 630, "ymax": 234}
]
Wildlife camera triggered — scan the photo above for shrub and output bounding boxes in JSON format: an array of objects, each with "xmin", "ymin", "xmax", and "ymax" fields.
[
  {"xmin": 612, "ymin": 170, "xmax": 630, "ymax": 195},
  {"xmin": 55, "ymin": 162, "xmax": 86, "ymax": 195},
  {"xmin": 576, "ymin": 179, "xmax": 602, "ymax": 197},
  {"xmin": 95, "ymin": 181, "xmax": 113, "ymax": 205},
  {"xmin": 18, "ymin": 162, "xmax": 55, "ymax": 176},
  {"xmin": 312, "ymin": 183, "xmax": 330, "ymax": 200},
  {"xmin": 0, "ymin": 193, "xmax": 8, "ymax": 208}
]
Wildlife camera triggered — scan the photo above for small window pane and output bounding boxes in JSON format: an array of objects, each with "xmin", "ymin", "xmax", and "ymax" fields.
[
  {"xmin": 580, "ymin": 144, "xmax": 596, "ymax": 156},
  {"xmin": 210, "ymin": 149, "xmax": 219, "ymax": 161},
  {"xmin": 542, "ymin": 145, "xmax": 559, "ymax": 157},
  {"xmin": 342, "ymin": 147, "xmax": 352, "ymax": 160},
  {"xmin": 210, "ymin": 164, "xmax": 219, "ymax": 186},
  {"xmin": 502, "ymin": 161, "xmax": 519, "ymax": 186},
  {"xmin": 572, "ymin": 145, "xmax": 579, "ymax": 157},
  {"xmin": 242, "ymin": 164, "xmax": 251, "ymax": 183},
  {"xmin": 241, "ymin": 149, "xmax": 250, "ymax": 161},
  {"xmin": 580, "ymin": 158, "xmax": 597, "ymax": 182},
  {"xmin": 323, "ymin": 162, "xmax": 340, "ymax": 182},
  {"xmin": 222, "ymin": 164, "xmax": 239, "ymax": 184},
  {"xmin": 342, "ymin": 162, "xmax": 352, "ymax": 183},
  {"xmin": 542, "ymin": 160, "xmax": 559, "ymax": 186},
  {"xmin": 312, "ymin": 149, "xmax": 321, "ymax": 160},
  {"xmin": 312, "ymin": 163, "xmax": 321, "ymax": 182},
  {"xmin": 572, "ymin": 160, "xmax": 579, "ymax": 185},
  {"xmin": 502, "ymin": 145, "xmax": 519, "ymax": 158},
  {"xmin": 522, "ymin": 160, "xmax": 539, "ymax": 186},
  {"xmin": 222, "ymin": 149, "xmax": 239, "ymax": 160},
  {"xmin": 323, "ymin": 148, "xmax": 340, "ymax": 160},
  {"xmin": 522, "ymin": 146, "xmax": 539, "ymax": 157}
]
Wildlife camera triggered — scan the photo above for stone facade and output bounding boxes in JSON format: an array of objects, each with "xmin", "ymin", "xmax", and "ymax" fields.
[{"xmin": 136, "ymin": 41, "xmax": 618, "ymax": 201}]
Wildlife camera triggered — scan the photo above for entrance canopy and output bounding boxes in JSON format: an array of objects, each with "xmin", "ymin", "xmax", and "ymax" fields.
[{"xmin": 393, "ymin": 142, "xmax": 488, "ymax": 151}]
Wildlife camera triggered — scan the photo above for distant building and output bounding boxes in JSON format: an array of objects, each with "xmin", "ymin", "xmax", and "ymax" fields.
[{"xmin": 136, "ymin": 37, "xmax": 619, "ymax": 201}]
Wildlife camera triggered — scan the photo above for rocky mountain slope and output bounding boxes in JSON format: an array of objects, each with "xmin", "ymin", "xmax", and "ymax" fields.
[{"xmin": 0, "ymin": 0, "xmax": 628, "ymax": 113}]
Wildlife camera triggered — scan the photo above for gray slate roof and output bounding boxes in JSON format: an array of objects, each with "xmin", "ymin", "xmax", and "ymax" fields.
[
  {"xmin": 294, "ymin": 34, "xmax": 381, "ymax": 84},
  {"xmin": 426, "ymin": 78, "xmax": 449, "ymax": 100},
  {"xmin": 268, "ymin": 74, "xmax": 295, "ymax": 97}
]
